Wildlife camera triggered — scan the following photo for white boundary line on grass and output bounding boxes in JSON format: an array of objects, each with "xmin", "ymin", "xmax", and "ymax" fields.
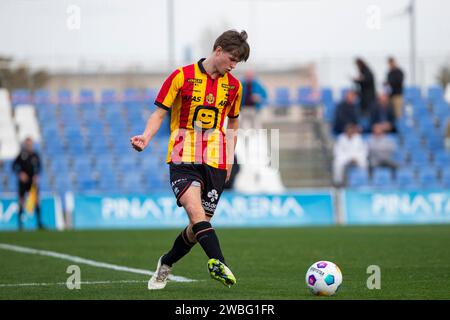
[
  {"xmin": 0, "ymin": 243, "xmax": 196, "ymax": 283},
  {"xmin": 0, "ymin": 280, "xmax": 147, "ymax": 288}
]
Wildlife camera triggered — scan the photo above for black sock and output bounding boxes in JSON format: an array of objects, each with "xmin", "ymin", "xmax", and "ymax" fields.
[
  {"xmin": 192, "ymin": 221, "xmax": 226, "ymax": 265},
  {"xmin": 36, "ymin": 204, "xmax": 42, "ymax": 228},
  {"xmin": 18, "ymin": 205, "xmax": 23, "ymax": 230},
  {"xmin": 161, "ymin": 227, "xmax": 196, "ymax": 267}
]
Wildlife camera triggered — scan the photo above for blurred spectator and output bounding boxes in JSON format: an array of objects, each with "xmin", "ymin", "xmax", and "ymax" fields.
[
  {"xmin": 353, "ymin": 58, "xmax": 376, "ymax": 116},
  {"xmin": 333, "ymin": 123, "xmax": 368, "ymax": 186},
  {"xmin": 240, "ymin": 70, "xmax": 267, "ymax": 129},
  {"xmin": 223, "ymin": 155, "xmax": 240, "ymax": 190},
  {"xmin": 385, "ymin": 57, "xmax": 404, "ymax": 119},
  {"xmin": 445, "ymin": 118, "xmax": 450, "ymax": 151},
  {"xmin": 12, "ymin": 137, "xmax": 43, "ymax": 231},
  {"xmin": 332, "ymin": 90, "xmax": 359, "ymax": 135},
  {"xmin": 367, "ymin": 123, "xmax": 398, "ymax": 173},
  {"xmin": 368, "ymin": 92, "xmax": 397, "ymax": 134}
]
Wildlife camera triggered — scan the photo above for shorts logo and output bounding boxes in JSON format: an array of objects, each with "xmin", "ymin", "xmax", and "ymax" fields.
[
  {"xmin": 207, "ymin": 189, "xmax": 219, "ymax": 203},
  {"xmin": 171, "ymin": 178, "xmax": 187, "ymax": 188}
]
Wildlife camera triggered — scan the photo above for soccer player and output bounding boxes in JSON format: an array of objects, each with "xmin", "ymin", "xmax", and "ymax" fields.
[
  {"xmin": 12, "ymin": 137, "xmax": 43, "ymax": 230},
  {"xmin": 130, "ymin": 30, "xmax": 249, "ymax": 289}
]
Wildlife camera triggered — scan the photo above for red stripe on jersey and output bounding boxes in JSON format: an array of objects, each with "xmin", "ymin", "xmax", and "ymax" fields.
[
  {"xmin": 179, "ymin": 65, "xmax": 195, "ymax": 128},
  {"xmin": 227, "ymin": 75, "xmax": 241, "ymax": 117},
  {"xmin": 208, "ymin": 78, "xmax": 220, "ymax": 167},
  {"xmin": 155, "ymin": 69, "xmax": 181, "ymax": 106}
]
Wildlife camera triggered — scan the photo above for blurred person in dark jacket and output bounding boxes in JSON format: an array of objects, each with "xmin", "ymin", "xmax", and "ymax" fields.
[
  {"xmin": 240, "ymin": 70, "xmax": 267, "ymax": 129},
  {"xmin": 385, "ymin": 57, "xmax": 404, "ymax": 119},
  {"xmin": 12, "ymin": 137, "xmax": 43, "ymax": 231},
  {"xmin": 353, "ymin": 58, "xmax": 376, "ymax": 117},
  {"xmin": 368, "ymin": 92, "xmax": 397, "ymax": 134},
  {"xmin": 332, "ymin": 89, "xmax": 359, "ymax": 135}
]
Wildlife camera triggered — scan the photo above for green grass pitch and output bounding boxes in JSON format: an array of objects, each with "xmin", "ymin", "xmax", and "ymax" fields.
[{"xmin": 0, "ymin": 225, "xmax": 449, "ymax": 300}]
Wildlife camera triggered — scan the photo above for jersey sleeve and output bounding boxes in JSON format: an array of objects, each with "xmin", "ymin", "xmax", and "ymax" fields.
[
  {"xmin": 154, "ymin": 68, "xmax": 184, "ymax": 110},
  {"xmin": 227, "ymin": 81, "xmax": 243, "ymax": 118}
]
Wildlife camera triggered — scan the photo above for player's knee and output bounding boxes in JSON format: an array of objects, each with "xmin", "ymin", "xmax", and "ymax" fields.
[{"xmin": 186, "ymin": 224, "xmax": 197, "ymax": 244}]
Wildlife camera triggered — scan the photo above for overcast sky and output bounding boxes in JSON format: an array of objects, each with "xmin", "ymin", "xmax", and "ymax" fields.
[{"xmin": 0, "ymin": 0, "xmax": 449, "ymax": 85}]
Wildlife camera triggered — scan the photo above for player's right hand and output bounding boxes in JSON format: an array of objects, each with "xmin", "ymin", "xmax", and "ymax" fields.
[{"xmin": 130, "ymin": 135, "xmax": 149, "ymax": 152}]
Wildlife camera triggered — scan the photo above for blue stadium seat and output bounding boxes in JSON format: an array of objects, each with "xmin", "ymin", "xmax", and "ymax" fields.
[
  {"xmin": 120, "ymin": 175, "xmax": 143, "ymax": 193},
  {"xmin": 371, "ymin": 168, "xmax": 394, "ymax": 188},
  {"xmin": 80, "ymin": 107, "xmax": 101, "ymax": 121},
  {"xmin": 11, "ymin": 89, "xmax": 32, "ymax": 106},
  {"xmin": 273, "ymin": 87, "xmax": 291, "ymax": 107},
  {"xmin": 53, "ymin": 180, "xmax": 74, "ymax": 193},
  {"xmin": 4, "ymin": 175, "xmax": 17, "ymax": 192},
  {"xmin": 34, "ymin": 89, "xmax": 51, "ymax": 105},
  {"xmin": 143, "ymin": 88, "xmax": 157, "ymax": 103},
  {"xmin": 79, "ymin": 89, "xmax": 95, "ymax": 104},
  {"xmin": 395, "ymin": 167, "xmax": 418, "ymax": 189},
  {"xmin": 320, "ymin": 88, "xmax": 333, "ymax": 104},
  {"xmin": 76, "ymin": 178, "xmax": 97, "ymax": 192},
  {"xmin": 425, "ymin": 134, "xmax": 444, "ymax": 151},
  {"xmin": 101, "ymin": 89, "xmax": 118, "ymax": 104},
  {"xmin": 396, "ymin": 118, "xmax": 415, "ymax": 135},
  {"xmin": 297, "ymin": 87, "xmax": 320, "ymax": 108},
  {"xmin": 417, "ymin": 117, "xmax": 436, "ymax": 134},
  {"xmin": 427, "ymin": 85, "xmax": 444, "ymax": 104},
  {"xmin": 433, "ymin": 150, "xmax": 450, "ymax": 168},
  {"xmin": 49, "ymin": 161, "xmax": 70, "ymax": 177},
  {"xmin": 418, "ymin": 167, "xmax": 440, "ymax": 188},
  {"xmin": 116, "ymin": 156, "xmax": 139, "ymax": 170},
  {"xmin": 409, "ymin": 151, "xmax": 430, "ymax": 167},
  {"xmin": 403, "ymin": 136, "xmax": 423, "ymax": 151},
  {"xmin": 441, "ymin": 168, "xmax": 450, "ymax": 188},
  {"xmin": 347, "ymin": 168, "xmax": 369, "ymax": 188},
  {"xmin": 73, "ymin": 157, "xmax": 93, "ymax": 170},
  {"xmin": 39, "ymin": 173, "xmax": 53, "ymax": 192},
  {"xmin": 323, "ymin": 100, "xmax": 336, "ymax": 123},
  {"xmin": 404, "ymin": 86, "xmax": 422, "ymax": 103},
  {"xmin": 123, "ymin": 88, "xmax": 140, "ymax": 103},
  {"xmin": 57, "ymin": 89, "xmax": 72, "ymax": 104},
  {"xmin": 98, "ymin": 176, "xmax": 120, "ymax": 193}
]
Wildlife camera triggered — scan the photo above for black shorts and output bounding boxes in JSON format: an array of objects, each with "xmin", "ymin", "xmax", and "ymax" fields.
[
  {"xmin": 18, "ymin": 181, "xmax": 32, "ymax": 198},
  {"xmin": 169, "ymin": 163, "xmax": 227, "ymax": 217}
]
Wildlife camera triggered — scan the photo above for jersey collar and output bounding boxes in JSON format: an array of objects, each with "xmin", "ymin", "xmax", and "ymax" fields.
[{"xmin": 197, "ymin": 58, "xmax": 207, "ymax": 74}]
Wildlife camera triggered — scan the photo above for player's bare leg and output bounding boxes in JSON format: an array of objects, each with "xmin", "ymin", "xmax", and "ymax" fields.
[
  {"xmin": 180, "ymin": 186, "xmax": 236, "ymax": 287},
  {"xmin": 148, "ymin": 186, "xmax": 202, "ymax": 290}
]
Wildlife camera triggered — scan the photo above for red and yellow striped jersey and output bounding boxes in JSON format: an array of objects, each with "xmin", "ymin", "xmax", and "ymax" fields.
[{"xmin": 155, "ymin": 58, "xmax": 243, "ymax": 169}]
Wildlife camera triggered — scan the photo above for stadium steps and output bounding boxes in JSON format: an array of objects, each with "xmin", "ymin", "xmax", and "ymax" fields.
[{"xmin": 262, "ymin": 111, "xmax": 332, "ymax": 188}]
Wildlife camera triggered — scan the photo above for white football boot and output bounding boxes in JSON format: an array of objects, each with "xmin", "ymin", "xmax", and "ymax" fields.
[{"xmin": 148, "ymin": 256, "xmax": 172, "ymax": 290}]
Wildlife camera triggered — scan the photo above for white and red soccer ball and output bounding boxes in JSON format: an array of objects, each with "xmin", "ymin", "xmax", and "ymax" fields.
[{"xmin": 305, "ymin": 261, "xmax": 343, "ymax": 296}]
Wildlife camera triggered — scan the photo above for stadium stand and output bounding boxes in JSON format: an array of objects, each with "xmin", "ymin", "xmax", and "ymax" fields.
[
  {"xmin": 328, "ymin": 84, "xmax": 450, "ymax": 189},
  {"xmin": 1, "ymin": 84, "xmax": 449, "ymax": 193},
  {"xmin": 0, "ymin": 88, "xmax": 172, "ymax": 194}
]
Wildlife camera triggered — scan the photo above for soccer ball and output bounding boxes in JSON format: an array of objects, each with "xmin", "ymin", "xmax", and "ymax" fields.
[{"xmin": 305, "ymin": 261, "xmax": 342, "ymax": 296}]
